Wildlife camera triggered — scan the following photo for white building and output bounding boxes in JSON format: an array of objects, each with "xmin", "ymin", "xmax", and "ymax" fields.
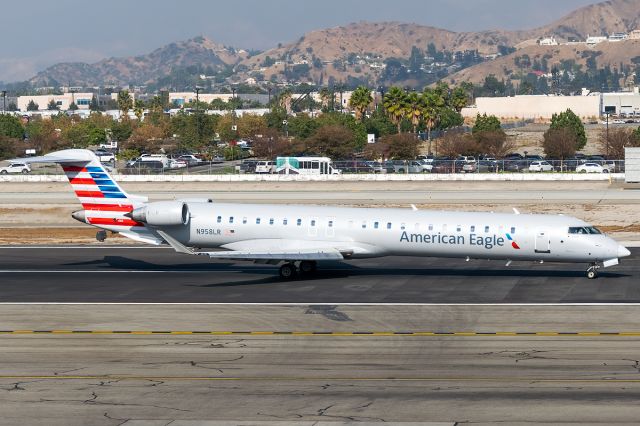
[
  {"xmin": 462, "ymin": 94, "xmax": 602, "ymax": 120},
  {"xmin": 629, "ymin": 30, "xmax": 640, "ymax": 40},
  {"xmin": 17, "ymin": 93, "xmax": 94, "ymax": 112},
  {"xmin": 538, "ymin": 37, "xmax": 559, "ymax": 46},
  {"xmin": 608, "ymin": 32, "xmax": 629, "ymax": 42},
  {"xmin": 586, "ymin": 35, "xmax": 608, "ymax": 45},
  {"xmin": 169, "ymin": 92, "xmax": 234, "ymax": 106},
  {"xmin": 603, "ymin": 87, "xmax": 640, "ymax": 116}
]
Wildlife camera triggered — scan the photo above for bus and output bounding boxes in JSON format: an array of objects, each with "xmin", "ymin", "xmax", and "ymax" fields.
[{"xmin": 276, "ymin": 157, "xmax": 341, "ymax": 175}]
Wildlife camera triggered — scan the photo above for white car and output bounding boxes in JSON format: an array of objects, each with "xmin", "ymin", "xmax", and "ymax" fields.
[
  {"xmin": 0, "ymin": 162, "xmax": 31, "ymax": 174},
  {"xmin": 576, "ymin": 163, "xmax": 609, "ymax": 173},
  {"xmin": 255, "ymin": 161, "xmax": 275, "ymax": 174},
  {"xmin": 94, "ymin": 150, "xmax": 115, "ymax": 164},
  {"xmin": 168, "ymin": 159, "xmax": 188, "ymax": 169},
  {"xmin": 528, "ymin": 161, "xmax": 554, "ymax": 172}
]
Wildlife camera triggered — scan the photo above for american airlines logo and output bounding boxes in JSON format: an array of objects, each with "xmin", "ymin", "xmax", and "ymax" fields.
[{"xmin": 506, "ymin": 233, "xmax": 521, "ymax": 250}]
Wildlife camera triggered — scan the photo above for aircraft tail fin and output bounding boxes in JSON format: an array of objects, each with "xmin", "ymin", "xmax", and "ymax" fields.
[{"xmin": 20, "ymin": 149, "xmax": 154, "ymax": 234}]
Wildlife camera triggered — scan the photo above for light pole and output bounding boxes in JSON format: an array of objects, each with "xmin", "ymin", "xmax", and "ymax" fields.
[
  {"xmin": 605, "ymin": 111, "xmax": 610, "ymax": 158},
  {"xmin": 1, "ymin": 91, "xmax": 6, "ymax": 114},
  {"xmin": 195, "ymin": 86, "xmax": 203, "ymax": 146}
]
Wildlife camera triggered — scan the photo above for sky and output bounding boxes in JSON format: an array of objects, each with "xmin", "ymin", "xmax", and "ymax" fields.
[{"xmin": 0, "ymin": 0, "xmax": 599, "ymax": 83}]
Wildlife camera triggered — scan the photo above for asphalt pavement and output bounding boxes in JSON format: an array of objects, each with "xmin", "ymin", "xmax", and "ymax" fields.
[{"xmin": 0, "ymin": 246, "xmax": 638, "ymax": 303}]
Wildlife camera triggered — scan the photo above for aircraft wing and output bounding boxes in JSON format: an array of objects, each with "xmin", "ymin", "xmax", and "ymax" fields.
[{"xmin": 156, "ymin": 231, "xmax": 345, "ymax": 261}]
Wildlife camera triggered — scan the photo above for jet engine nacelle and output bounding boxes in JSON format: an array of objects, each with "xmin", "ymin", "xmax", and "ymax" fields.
[{"xmin": 129, "ymin": 201, "xmax": 190, "ymax": 226}]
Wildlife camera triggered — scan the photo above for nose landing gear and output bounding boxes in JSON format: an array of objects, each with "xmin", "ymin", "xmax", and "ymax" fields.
[{"xmin": 586, "ymin": 263, "xmax": 600, "ymax": 279}]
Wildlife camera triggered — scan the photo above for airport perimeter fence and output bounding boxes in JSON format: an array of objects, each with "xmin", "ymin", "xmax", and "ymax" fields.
[{"xmin": 17, "ymin": 159, "xmax": 626, "ymax": 176}]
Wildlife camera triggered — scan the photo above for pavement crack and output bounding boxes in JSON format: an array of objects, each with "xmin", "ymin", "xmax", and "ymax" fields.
[
  {"xmin": 102, "ymin": 412, "xmax": 129, "ymax": 426},
  {"xmin": 305, "ymin": 305, "xmax": 352, "ymax": 322}
]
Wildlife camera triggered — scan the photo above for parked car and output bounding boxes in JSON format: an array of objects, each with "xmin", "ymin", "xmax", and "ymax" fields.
[
  {"xmin": 123, "ymin": 160, "xmax": 165, "ymax": 174},
  {"xmin": 333, "ymin": 160, "xmax": 376, "ymax": 173},
  {"xmin": 238, "ymin": 160, "xmax": 258, "ymax": 174},
  {"xmin": 365, "ymin": 161, "xmax": 384, "ymax": 173},
  {"xmin": 94, "ymin": 149, "xmax": 115, "ymax": 164},
  {"xmin": 255, "ymin": 161, "xmax": 276, "ymax": 174},
  {"xmin": 177, "ymin": 154, "xmax": 203, "ymax": 166},
  {"xmin": 168, "ymin": 159, "xmax": 188, "ymax": 169},
  {"xmin": 393, "ymin": 160, "xmax": 432, "ymax": 174},
  {"xmin": 576, "ymin": 163, "xmax": 609, "ymax": 173},
  {"xmin": 462, "ymin": 160, "xmax": 498, "ymax": 173},
  {"xmin": 529, "ymin": 161, "xmax": 554, "ymax": 172},
  {"xmin": 0, "ymin": 162, "xmax": 31, "ymax": 174}
]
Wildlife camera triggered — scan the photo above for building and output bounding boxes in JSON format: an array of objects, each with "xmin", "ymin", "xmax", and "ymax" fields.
[
  {"xmin": 586, "ymin": 35, "xmax": 608, "ymax": 45},
  {"xmin": 538, "ymin": 37, "xmax": 559, "ymax": 46},
  {"xmin": 602, "ymin": 87, "xmax": 640, "ymax": 116},
  {"xmin": 629, "ymin": 30, "xmax": 640, "ymax": 40},
  {"xmin": 462, "ymin": 94, "xmax": 602, "ymax": 120},
  {"xmin": 169, "ymin": 92, "xmax": 234, "ymax": 106},
  {"xmin": 608, "ymin": 32, "xmax": 629, "ymax": 42},
  {"xmin": 17, "ymin": 93, "xmax": 94, "ymax": 112}
]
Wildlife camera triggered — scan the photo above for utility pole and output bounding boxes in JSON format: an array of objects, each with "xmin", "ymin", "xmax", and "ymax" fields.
[
  {"xmin": 195, "ymin": 86, "xmax": 203, "ymax": 146},
  {"xmin": 1, "ymin": 91, "xmax": 6, "ymax": 114}
]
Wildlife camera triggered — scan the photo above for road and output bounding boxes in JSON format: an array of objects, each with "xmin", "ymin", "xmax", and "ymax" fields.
[{"xmin": 0, "ymin": 247, "xmax": 638, "ymax": 303}]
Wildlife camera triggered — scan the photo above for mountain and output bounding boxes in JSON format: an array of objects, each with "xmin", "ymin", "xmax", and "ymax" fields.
[
  {"xmin": 29, "ymin": 36, "xmax": 247, "ymax": 87},
  {"xmin": 24, "ymin": 0, "xmax": 640, "ymax": 89}
]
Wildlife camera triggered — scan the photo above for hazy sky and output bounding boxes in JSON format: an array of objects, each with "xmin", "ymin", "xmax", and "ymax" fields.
[{"xmin": 0, "ymin": 0, "xmax": 599, "ymax": 82}]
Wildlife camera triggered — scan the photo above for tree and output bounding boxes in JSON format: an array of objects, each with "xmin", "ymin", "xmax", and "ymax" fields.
[
  {"xmin": 348, "ymin": 86, "xmax": 373, "ymax": 122},
  {"xmin": 449, "ymin": 86, "xmax": 469, "ymax": 113},
  {"xmin": 68, "ymin": 102, "xmax": 78, "ymax": 111},
  {"xmin": 475, "ymin": 130, "xmax": 514, "ymax": 158},
  {"xmin": 134, "ymin": 99, "xmax": 146, "ymax": 121},
  {"xmin": 438, "ymin": 129, "xmax": 477, "ymax": 159},
  {"xmin": 383, "ymin": 87, "xmax": 408, "ymax": 133},
  {"xmin": 0, "ymin": 138, "xmax": 17, "ymax": 160},
  {"xmin": 406, "ymin": 91, "xmax": 424, "ymax": 134},
  {"xmin": 543, "ymin": 127, "xmax": 577, "ymax": 169},
  {"xmin": 599, "ymin": 128, "xmax": 640, "ymax": 159},
  {"xmin": 421, "ymin": 87, "xmax": 446, "ymax": 152},
  {"xmin": 27, "ymin": 100, "xmax": 39, "ymax": 111},
  {"xmin": 90, "ymin": 96, "xmax": 100, "ymax": 112},
  {"xmin": 251, "ymin": 129, "xmax": 293, "ymax": 158},
  {"xmin": 377, "ymin": 133, "xmax": 420, "ymax": 160},
  {"xmin": 305, "ymin": 125, "xmax": 357, "ymax": 159},
  {"xmin": 472, "ymin": 114, "xmax": 502, "ymax": 134},
  {"xmin": 549, "ymin": 109, "xmax": 587, "ymax": 150},
  {"xmin": 47, "ymin": 99, "xmax": 59, "ymax": 111},
  {"xmin": 0, "ymin": 114, "xmax": 24, "ymax": 139},
  {"xmin": 117, "ymin": 90, "xmax": 133, "ymax": 118},
  {"xmin": 318, "ymin": 87, "xmax": 332, "ymax": 112}
]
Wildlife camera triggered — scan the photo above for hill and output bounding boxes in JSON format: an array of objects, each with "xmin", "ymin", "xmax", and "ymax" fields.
[{"xmin": 29, "ymin": 37, "xmax": 247, "ymax": 87}]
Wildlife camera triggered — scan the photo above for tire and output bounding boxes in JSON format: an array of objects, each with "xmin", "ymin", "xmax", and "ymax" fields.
[
  {"xmin": 299, "ymin": 261, "xmax": 317, "ymax": 274},
  {"xmin": 0, "ymin": 170, "xmax": 7, "ymax": 175},
  {"xmin": 279, "ymin": 263, "xmax": 297, "ymax": 280},
  {"xmin": 22, "ymin": 169, "xmax": 28, "ymax": 174},
  {"xmin": 586, "ymin": 269, "xmax": 598, "ymax": 280},
  {"xmin": 579, "ymin": 170, "xmax": 587, "ymax": 173}
]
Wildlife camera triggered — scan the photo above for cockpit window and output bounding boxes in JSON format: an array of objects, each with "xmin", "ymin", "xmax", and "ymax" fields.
[{"xmin": 569, "ymin": 227, "xmax": 602, "ymax": 235}]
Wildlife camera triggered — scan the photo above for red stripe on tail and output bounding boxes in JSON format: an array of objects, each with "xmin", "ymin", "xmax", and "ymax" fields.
[
  {"xmin": 69, "ymin": 178, "xmax": 96, "ymax": 185},
  {"xmin": 82, "ymin": 203, "xmax": 133, "ymax": 212},
  {"xmin": 88, "ymin": 217, "xmax": 143, "ymax": 227},
  {"xmin": 62, "ymin": 166, "xmax": 88, "ymax": 172},
  {"xmin": 75, "ymin": 191, "xmax": 104, "ymax": 198}
]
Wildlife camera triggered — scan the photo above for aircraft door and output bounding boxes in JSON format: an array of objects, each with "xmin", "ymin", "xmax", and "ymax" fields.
[{"xmin": 535, "ymin": 228, "xmax": 551, "ymax": 254}]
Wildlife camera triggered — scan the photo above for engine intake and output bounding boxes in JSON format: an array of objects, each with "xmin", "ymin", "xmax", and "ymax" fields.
[{"xmin": 128, "ymin": 201, "xmax": 190, "ymax": 226}]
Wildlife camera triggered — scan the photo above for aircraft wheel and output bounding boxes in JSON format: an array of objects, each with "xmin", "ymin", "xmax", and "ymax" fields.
[
  {"xmin": 279, "ymin": 263, "xmax": 297, "ymax": 280},
  {"xmin": 586, "ymin": 264, "xmax": 599, "ymax": 280},
  {"xmin": 96, "ymin": 230, "xmax": 107, "ymax": 242},
  {"xmin": 299, "ymin": 260, "xmax": 317, "ymax": 274}
]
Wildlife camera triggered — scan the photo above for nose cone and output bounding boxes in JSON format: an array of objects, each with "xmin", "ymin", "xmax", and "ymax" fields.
[
  {"xmin": 71, "ymin": 210, "xmax": 86, "ymax": 223},
  {"xmin": 618, "ymin": 245, "xmax": 631, "ymax": 258}
]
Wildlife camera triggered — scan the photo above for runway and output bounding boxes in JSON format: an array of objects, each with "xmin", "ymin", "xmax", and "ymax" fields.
[
  {"xmin": 0, "ymin": 247, "xmax": 638, "ymax": 303},
  {"xmin": 2, "ymin": 304, "xmax": 640, "ymax": 425}
]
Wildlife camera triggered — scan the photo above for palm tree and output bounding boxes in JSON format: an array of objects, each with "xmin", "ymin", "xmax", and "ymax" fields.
[
  {"xmin": 406, "ymin": 91, "xmax": 424, "ymax": 134},
  {"xmin": 318, "ymin": 87, "xmax": 332, "ymax": 112},
  {"xmin": 421, "ymin": 88, "xmax": 446, "ymax": 153},
  {"xmin": 117, "ymin": 90, "xmax": 133, "ymax": 120},
  {"xmin": 278, "ymin": 89, "xmax": 293, "ymax": 115},
  {"xmin": 349, "ymin": 86, "xmax": 373, "ymax": 122},
  {"xmin": 449, "ymin": 86, "xmax": 469, "ymax": 113},
  {"xmin": 134, "ymin": 100, "xmax": 146, "ymax": 121},
  {"xmin": 383, "ymin": 87, "xmax": 408, "ymax": 133}
]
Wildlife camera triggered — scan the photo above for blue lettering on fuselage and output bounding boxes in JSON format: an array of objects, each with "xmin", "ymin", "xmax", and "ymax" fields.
[{"xmin": 400, "ymin": 231, "xmax": 504, "ymax": 250}]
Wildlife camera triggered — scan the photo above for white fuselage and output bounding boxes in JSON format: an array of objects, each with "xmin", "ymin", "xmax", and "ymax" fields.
[{"xmin": 161, "ymin": 203, "xmax": 624, "ymax": 264}]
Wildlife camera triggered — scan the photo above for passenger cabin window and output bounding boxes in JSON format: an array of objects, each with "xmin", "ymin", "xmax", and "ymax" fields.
[
  {"xmin": 217, "ymin": 216, "xmax": 222, "ymax": 223},
  {"xmin": 569, "ymin": 227, "xmax": 602, "ymax": 235},
  {"xmin": 401, "ymin": 223, "xmax": 406, "ymax": 230},
  {"xmin": 470, "ymin": 226, "xmax": 476, "ymax": 233},
  {"xmin": 256, "ymin": 218, "xmax": 261, "ymax": 225},
  {"xmin": 387, "ymin": 222, "xmax": 392, "ymax": 229},
  {"xmin": 428, "ymin": 224, "xmax": 433, "ymax": 231},
  {"xmin": 362, "ymin": 221, "xmax": 367, "ymax": 229},
  {"xmin": 511, "ymin": 227, "xmax": 516, "ymax": 234},
  {"xmin": 297, "ymin": 219, "xmax": 302, "ymax": 226},
  {"xmin": 269, "ymin": 218, "xmax": 274, "ymax": 225},
  {"xmin": 328, "ymin": 220, "xmax": 334, "ymax": 228},
  {"xmin": 374, "ymin": 222, "xmax": 379, "ymax": 229},
  {"xmin": 485, "ymin": 226, "xmax": 490, "ymax": 233},
  {"xmin": 456, "ymin": 225, "xmax": 461, "ymax": 233},
  {"xmin": 229, "ymin": 217, "xmax": 234, "ymax": 224},
  {"xmin": 311, "ymin": 220, "xmax": 316, "ymax": 227},
  {"xmin": 283, "ymin": 219, "xmax": 288, "ymax": 225},
  {"xmin": 242, "ymin": 217, "xmax": 247, "ymax": 224}
]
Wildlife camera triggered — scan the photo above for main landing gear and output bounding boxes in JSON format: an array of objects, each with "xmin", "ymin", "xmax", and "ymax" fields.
[
  {"xmin": 586, "ymin": 263, "xmax": 600, "ymax": 280},
  {"xmin": 278, "ymin": 261, "xmax": 318, "ymax": 280}
]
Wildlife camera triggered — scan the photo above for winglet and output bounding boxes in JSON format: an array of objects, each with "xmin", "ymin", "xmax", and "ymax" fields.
[
  {"xmin": 410, "ymin": 204, "xmax": 418, "ymax": 211},
  {"xmin": 156, "ymin": 230, "xmax": 194, "ymax": 255},
  {"xmin": 513, "ymin": 208, "xmax": 520, "ymax": 215}
]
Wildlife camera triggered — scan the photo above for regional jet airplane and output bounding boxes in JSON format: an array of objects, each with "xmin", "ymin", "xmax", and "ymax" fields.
[{"xmin": 20, "ymin": 149, "xmax": 631, "ymax": 279}]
